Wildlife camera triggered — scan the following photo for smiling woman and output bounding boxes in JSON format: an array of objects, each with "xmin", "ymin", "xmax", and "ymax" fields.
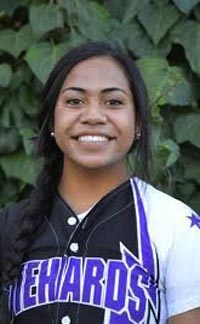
[
  {"xmin": 0, "ymin": 42, "xmax": 200, "ymax": 324},
  {"xmin": 54, "ymin": 56, "xmax": 136, "ymax": 183}
]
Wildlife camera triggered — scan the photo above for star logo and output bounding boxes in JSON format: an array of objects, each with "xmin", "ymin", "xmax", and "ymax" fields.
[{"xmin": 187, "ymin": 213, "xmax": 200, "ymax": 229}]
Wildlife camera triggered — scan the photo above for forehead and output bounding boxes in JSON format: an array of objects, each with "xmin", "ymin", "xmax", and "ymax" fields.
[{"xmin": 61, "ymin": 56, "xmax": 131, "ymax": 90}]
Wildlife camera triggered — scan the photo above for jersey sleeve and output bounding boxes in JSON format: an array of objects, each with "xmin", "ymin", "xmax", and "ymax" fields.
[{"xmin": 165, "ymin": 207, "xmax": 200, "ymax": 317}]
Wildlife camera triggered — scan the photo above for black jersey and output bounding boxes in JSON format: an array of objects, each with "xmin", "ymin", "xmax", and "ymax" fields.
[{"xmin": 1, "ymin": 178, "xmax": 200, "ymax": 324}]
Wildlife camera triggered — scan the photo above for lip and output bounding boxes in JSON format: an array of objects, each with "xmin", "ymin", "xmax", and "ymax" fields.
[
  {"xmin": 78, "ymin": 135, "xmax": 110, "ymax": 144},
  {"xmin": 71, "ymin": 133, "xmax": 115, "ymax": 140}
]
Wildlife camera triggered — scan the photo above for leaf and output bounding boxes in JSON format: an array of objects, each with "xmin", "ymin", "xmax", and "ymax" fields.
[
  {"xmin": 1, "ymin": 108, "xmax": 10, "ymax": 128},
  {"xmin": 152, "ymin": 137, "xmax": 180, "ymax": 185},
  {"xmin": 19, "ymin": 127, "xmax": 37, "ymax": 155},
  {"xmin": 9, "ymin": 66, "xmax": 32, "ymax": 91},
  {"xmin": 0, "ymin": 152, "xmax": 41, "ymax": 185},
  {"xmin": 171, "ymin": 20, "xmax": 200, "ymax": 76},
  {"xmin": 77, "ymin": 1, "xmax": 113, "ymax": 41},
  {"xmin": 138, "ymin": 2, "xmax": 180, "ymax": 45},
  {"xmin": 58, "ymin": 0, "xmax": 80, "ymax": 12},
  {"xmin": 59, "ymin": 0, "xmax": 113, "ymax": 40},
  {"xmin": 177, "ymin": 182, "xmax": 196, "ymax": 200},
  {"xmin": 160, "ymin": 139, "xmax": 180, "ymax": 168},
  {"xmin": 174, "ymin": 113, "xmax": 200, "ymax": 148},
  {"xmin": 0, "ymin": 25, "xmax": 35, "ymax": 58},
  {"xmin": 29, "ymin": 4, "xmax": 64, "ymax": 38},
  {"xmin": 194, "ymin": 4, "xmax": 200, "ymax": 20},
  {"xmin": 2, "ymin": 95, "xmax": 25, "ymax": 128},
  {"xmin": 58, "ymin": 31, "xmax": 87, "ymax": 53},
  {"xmin": 123, "ymin": 0, "xmax": 150, "ymax": 24},
  {"xmin": 183, "ymin": 157, "xmax": 200, "ymax": 185},
  {"xmin": 104, "ymin": 0, "xmax": 127, "ymax": 21},
  {"xmin": 0, "ymin": 128, "xmax": 20, "ymax": 154},
  {"xmin": 0, "ymin": 0, "xmax": 23, "ymax": 15},
  {"xmin": 172, "ymin": 0, "xmax": 200, "ymax": 14},
  {"xmin": 0, "ymin": 64, "xmax": 12, "ymax": 87},
  {"xmin": 137, "ymin": 57, "xmax": 194, "ymax": 107},
  {"xmin": 19, "ymin": 85, "xmax": 38, "ymax": 118},
  {"xmin": 125, "ymin": 21, "xmax": 171, "ymax": 58},
  {"xmin": 154, "ymin": 139, "xmax": 180, "ymax": 170},
  {"xmin": 25, "ymin": 42, "xmax": 64, "ymax": 84}
]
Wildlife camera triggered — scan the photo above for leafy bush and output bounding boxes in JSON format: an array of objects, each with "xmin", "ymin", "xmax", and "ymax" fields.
[{"xmin": 0, "ymin": 0, "xmax": 200, "ymax": 213}]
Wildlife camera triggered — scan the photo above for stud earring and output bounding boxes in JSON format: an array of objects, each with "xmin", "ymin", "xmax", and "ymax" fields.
[
  {"xmin": 135, "ymin": 131, "xmax": 141, "ymax": 140},
  {"xmin": 50, "ymin": 131, "xmax": 55, "ymax": 137}
]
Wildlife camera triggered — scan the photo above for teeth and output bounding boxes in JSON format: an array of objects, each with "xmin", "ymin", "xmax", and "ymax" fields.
[{"xmin": 78, "ymin": 135, "xmax": 109, "ymax": 142}]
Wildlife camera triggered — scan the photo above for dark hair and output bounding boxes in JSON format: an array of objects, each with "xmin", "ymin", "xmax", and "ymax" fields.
[
  {"xmin": 38, "ymin": 41, "xmax": 151, "ymax": 175},
  {"xmin": 0, "ymin": 41, "xmax": 151, "ymax": 323}
]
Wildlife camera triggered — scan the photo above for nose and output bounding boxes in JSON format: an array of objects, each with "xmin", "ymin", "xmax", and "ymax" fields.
[{"xmin": 80, "ymin": 102, "xmax": 107, "ymax": 125}]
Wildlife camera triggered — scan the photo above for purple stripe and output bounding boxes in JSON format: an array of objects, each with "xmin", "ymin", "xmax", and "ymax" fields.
[{"xmin": 133, "ymin": 179, "xmax": 155, "ymax": 278}]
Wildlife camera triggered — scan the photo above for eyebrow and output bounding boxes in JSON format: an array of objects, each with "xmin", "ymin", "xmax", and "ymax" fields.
[{"xmin": 62, "ymin": 87, "xmax": 127, "ymax": 94}]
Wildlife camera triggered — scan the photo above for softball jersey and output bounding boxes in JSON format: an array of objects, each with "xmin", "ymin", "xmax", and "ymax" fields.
[{"xmin": 1, "ymin": 177, "xmax": 200, "ymax": 324}]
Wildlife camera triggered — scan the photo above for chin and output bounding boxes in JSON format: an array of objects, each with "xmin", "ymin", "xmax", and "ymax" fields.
[{"xmin": 76, "ymin": 158, "xmax": 124, "ymax": 172}]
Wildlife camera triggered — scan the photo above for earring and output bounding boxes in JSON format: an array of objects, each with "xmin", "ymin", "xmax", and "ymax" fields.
[
  {"xmin": 50, "ymin": 131, "xmax": 55, "ymax": 137},
  {"xmin": 135, "ymin": 131, "xmax": 141, "ymax": 140}
]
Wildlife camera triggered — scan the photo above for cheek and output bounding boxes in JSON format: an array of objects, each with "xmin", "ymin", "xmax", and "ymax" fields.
[
  {"xmin": 120, "ymin": 111, "xmax": 136, "ymax": 139},
  {"xmin": 53, "ymin": 109, "xmax": 69, "ymax": 134},
  {"xmin": 53, "ymin": 106, "xmax": 62, "ymax": 130},
  {"xmin": 120, "ymin": 113, "xmax": 136, "ymax": 152}
]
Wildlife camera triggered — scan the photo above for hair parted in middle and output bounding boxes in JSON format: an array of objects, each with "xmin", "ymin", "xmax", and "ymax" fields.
[{"xmin": 37, "ymin": 41, "xmax": 152, "ymax": 181}]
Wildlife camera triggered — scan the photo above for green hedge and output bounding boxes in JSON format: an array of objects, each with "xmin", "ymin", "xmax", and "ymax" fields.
[{"xmin": 0, "ymin": 0, "xmax": 200, "ymax": 213}]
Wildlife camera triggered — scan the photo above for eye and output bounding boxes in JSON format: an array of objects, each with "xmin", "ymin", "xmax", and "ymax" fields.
[
  {"xmin": 65, "ymin": 98, "xmax": 83, "ymax": 106},
  {"xmin": 105, "ymin": 99, "xmax": 123, "ymax": 107}
]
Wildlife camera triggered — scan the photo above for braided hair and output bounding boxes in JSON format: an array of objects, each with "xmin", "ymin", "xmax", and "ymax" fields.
[{"xmin": 0, "ymin": 41, "xmax": 151, "ymax": 323}]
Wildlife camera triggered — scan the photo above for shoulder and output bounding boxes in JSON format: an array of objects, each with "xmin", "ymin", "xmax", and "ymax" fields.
[
  {"xmin": 132, "ymin": 177, "xmax": 200, "ymax": 270},
  {"xmin": 132, "ymin": 177, "xmax": 196, "ymax": 224},
  {"xmin": 132, "ymin": 178, "xmax": 200, "ymax": 317},
  {"xmin": 132, "ymin": 177, "xmax": 199, "ymax": 245}
]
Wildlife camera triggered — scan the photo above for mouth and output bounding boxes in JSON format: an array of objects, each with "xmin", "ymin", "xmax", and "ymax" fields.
[
  {"xmin": 78, "ymin": 135, "xmax": 109, "ymax": 143},
  {"xmin": 72, "ymin": 134, "xmax": 115, "ymax": 143}
]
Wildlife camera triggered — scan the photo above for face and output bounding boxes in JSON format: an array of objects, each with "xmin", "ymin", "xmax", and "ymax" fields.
[{"xmin": 53, "ymin": 56, "xmax": 137, "ymax": 172}]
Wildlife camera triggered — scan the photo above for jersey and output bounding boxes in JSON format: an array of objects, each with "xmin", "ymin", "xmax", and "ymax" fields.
[{"xmin": 1, "ymin": 177, "xmax": 200, "ymax": 324}]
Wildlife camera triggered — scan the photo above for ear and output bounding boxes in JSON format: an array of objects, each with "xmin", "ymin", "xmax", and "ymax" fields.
[
  {"xmin": 49, "ymin": 119, "xmax": 55, "ymax": 135},
  {"xmin": 135, "ymin": 117, "xmax": 142, "ymax": 140}
]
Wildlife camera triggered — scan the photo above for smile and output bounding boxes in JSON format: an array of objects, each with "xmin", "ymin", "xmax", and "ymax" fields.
[{"xmin": 78, "ymin": 135, "xmax": 109, "ymax": 142}]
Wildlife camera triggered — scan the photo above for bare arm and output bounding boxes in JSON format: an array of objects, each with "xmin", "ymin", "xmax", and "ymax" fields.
[{"xmin": 169, "ymin": 308, "xmax": 200, "ymax": 324}]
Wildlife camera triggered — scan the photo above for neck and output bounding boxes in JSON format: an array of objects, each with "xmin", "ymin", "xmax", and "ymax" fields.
[{"xmin": 58, "ymin": 160, "xmax": 129, "ymax": 214}]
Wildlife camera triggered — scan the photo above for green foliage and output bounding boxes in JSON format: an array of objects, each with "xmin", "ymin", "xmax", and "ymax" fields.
[
  {"xmin": 0, "ymin": 0, "xmax": 199, "ymax": 213},
  {"xmin": 173, "ymin": 0, "xmax": 200, "ymax": 14},
  {"xmin": 29, "ymin": 4, "xmax": 64, "ymax": 38},
  {"xmin": 0, "ymin": 64, "xmax": 12, "ymax": 87},
  {"xmin": 171, "ymin": 20, "xmax": 200, "ymax": 76},
  {"xmin": 137, "ymin": 2, "xmax": 180, "ymax": 45},
  {"xmin": 174, "ymin": 114, "xmax": 200, "ymax": 148},
  {"xmin": 137, "ymin": 58, "xmax": 194, "ymax": 107},
  {"xmin": 0, "ymin": 25, "xmax": 35, "ymax": 58},
  {"xmin": 25, "ymin": 42, "xmax": 65, "ymax": 83}
]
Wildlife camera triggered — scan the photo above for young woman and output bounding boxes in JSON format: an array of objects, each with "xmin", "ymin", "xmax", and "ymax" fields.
[{"xmin": 0, "ymin": 42, "xmax": 200, "ymax": 324}]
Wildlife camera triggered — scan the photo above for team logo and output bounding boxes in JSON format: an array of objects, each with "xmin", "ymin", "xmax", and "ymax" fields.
[{"xmin": 9, "ymin": 243, "xmax": 160, "ymax": 323}]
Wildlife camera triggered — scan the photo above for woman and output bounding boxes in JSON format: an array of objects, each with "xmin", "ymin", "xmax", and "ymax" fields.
[{"xmin": 0, "ymin": 42, "xmax": 200, "ymax": 324}]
